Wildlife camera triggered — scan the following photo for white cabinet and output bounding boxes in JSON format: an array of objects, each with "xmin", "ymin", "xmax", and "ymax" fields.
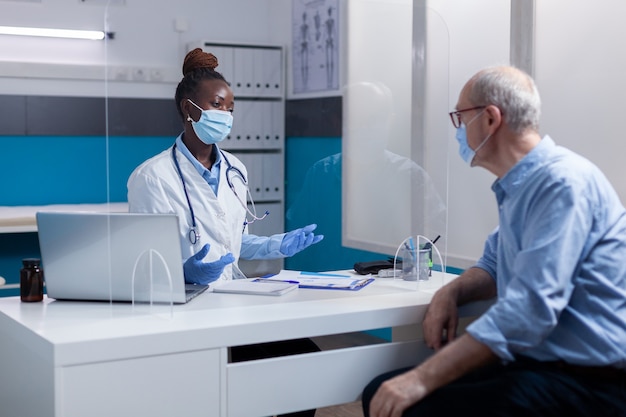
[
  {"xmin": 59, "ymin": 350, "xmax": 221, "ymax": 417},
  {"xmin": 188, "ymin": 42, "xmax": 285, "ymax": 277}
]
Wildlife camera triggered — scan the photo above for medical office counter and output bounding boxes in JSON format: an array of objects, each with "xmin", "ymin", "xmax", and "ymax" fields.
[{"xmin": 0, "ymin": 272, "xmax": 491, "ymax": 417}]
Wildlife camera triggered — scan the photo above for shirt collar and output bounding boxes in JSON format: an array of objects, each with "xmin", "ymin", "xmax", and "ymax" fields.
[
  {"xmin": 492, "ymin": 135, "xmax": 555, "ymax": 201},
  {"xmin": 175, "ymin": 134, "xmax": 222, "ymax": 177}
]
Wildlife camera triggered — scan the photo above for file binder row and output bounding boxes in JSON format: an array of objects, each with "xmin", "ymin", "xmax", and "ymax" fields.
[
  {"xmin": 192, "ymin": 42, "xmax": 283, "ymax": 99},
  {"xmin": 231, "ymin": 152, "xmax": 284, "ymax": 202},
  {"xmin": 225, "ymin": 100, "xmax": 284, "ymax": 150}
]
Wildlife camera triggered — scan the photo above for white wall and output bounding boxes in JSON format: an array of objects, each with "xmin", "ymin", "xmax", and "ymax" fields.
[
  {"xmin": 0, "ymin": 0, "xmax": 289, "ymax": 97},
  {"xmin": 535, "ymin": 1, "xmax": 626, "ymax": 203},
  {"xmin": 442, "ymin": 0, "xmax": 626, "ymax": 268},
  {"xmin": 438, "ymin": 0, "xmax": 626, "ymax": 268}
]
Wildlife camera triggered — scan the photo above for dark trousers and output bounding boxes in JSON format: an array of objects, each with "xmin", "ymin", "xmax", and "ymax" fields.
[
  {"xmin": 362, "ymin": 357, "xmax": 626, "ymax": 417},
  {"xmin": 231, "ymin": 338, "xmax": 320, "ymax": 417}
]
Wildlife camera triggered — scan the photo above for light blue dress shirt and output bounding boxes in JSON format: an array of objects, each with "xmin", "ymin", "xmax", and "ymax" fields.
[
  {"xmin": 467, "ymin": 136, "xmax": 626, "ymax": 368},
  {"xmin": 175, "ymin": 136, "xmax": 284, "ymax": 260}
]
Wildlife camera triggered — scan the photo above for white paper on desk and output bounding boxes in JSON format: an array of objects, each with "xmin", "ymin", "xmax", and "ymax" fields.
[
  {"xmin": 298, "ymin": 278, "xmax": 364, "ymax": 289},
  {"xmin": 270, "ymin": 270, "xmax": 369, "ymax": 290},
  {"xmin": 270, "ymin": 270, "xmax": 302, "ymax": 280}
]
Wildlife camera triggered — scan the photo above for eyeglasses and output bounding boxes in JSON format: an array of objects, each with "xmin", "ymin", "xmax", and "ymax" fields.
[{"xmin": 449, "ymin": 106, "xmax": 486, "ymax": 129}]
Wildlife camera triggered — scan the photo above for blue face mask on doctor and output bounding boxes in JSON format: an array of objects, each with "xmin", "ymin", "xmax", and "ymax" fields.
[
  {"xmin": 187, "ymin": 99, "xmax": 233, "ymax": 145},
  {"xmin": 455, "ymin": 109, "xmax": 492, "ymax": 166}
]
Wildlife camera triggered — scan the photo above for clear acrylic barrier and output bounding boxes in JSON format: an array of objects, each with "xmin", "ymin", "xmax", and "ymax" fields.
[
  {"xmin": 100, "ymin": 3, "xmax": 178, "ymax": 315},
  {"xmin": 392, "ymin": 234, "xmax": 446, "ymax": 291},
  {"xmin": 396, "ymin": 241, "xmax": 430, "ymax": 282},
  {"xmin": 99, "ymin": 212, "xmax": 176, "ymax": 317},
  {"xmin": 341, "ymin": 1, "xmax": 450, "ymax": 264},
  {"xmin": 131, "ymin": 248, "xmax": 175, "ymax": 317}
]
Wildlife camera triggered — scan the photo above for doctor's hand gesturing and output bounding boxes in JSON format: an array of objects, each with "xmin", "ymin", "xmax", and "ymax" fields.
[
  {"xmin": 183, "ymin": 243, "xmax": 235, "ymax": 285},
  {"xmin": 280, "ymin": 224, "xmax": 324, "ymax": 257}
]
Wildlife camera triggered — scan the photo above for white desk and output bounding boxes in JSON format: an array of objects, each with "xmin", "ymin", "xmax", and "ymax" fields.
[{"xmin": 0, "ymin": 272, "xmax": 490, "ymax": 417}]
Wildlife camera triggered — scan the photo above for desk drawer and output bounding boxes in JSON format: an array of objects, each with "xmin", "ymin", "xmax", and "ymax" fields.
[
  {"xmin": 227, "ymin": 340, "xmax": 431, "ymax": 417},
  {"xmin": 59, "ymin": 349, "xmax": 221, "ymax": 417}
]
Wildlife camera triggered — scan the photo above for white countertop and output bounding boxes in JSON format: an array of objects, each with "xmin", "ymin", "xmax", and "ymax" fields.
[
  {"xmin": 0, "ymin": 202, "xmax": 129, "ymax": 233},
  {"xmin": 0, "ymin": 272, "xmax": 487, "ymax": 367}
]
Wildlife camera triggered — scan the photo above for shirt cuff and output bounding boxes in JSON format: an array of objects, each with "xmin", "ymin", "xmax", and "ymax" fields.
[{"xmin": 466, "ymin": 314, "xmax": 515, "ymax": 361}]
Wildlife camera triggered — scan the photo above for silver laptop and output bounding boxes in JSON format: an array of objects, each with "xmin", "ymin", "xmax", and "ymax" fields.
[{"xmin": 36, "ymin": 211, "xmax": 208, "ymax": 304}]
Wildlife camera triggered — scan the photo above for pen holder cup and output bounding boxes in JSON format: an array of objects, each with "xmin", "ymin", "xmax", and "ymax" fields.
[{"xmin": 399, "ymin": 246, "xmax": 431, "ymax": 282}]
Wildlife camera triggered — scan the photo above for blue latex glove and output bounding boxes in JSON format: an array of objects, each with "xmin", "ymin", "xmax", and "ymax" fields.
[
  {"xmin": 183, "ymin": 243, "xmax": 235, "ymax": 285},
  {"xmin": 280, "ymin": 224, "xmax": 324, "ymax": 257}
]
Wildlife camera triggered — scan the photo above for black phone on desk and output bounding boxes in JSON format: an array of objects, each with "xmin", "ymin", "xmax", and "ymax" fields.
[{"xmin": 354, "ymin": 259, "xmax": 401, "ymax": 275}]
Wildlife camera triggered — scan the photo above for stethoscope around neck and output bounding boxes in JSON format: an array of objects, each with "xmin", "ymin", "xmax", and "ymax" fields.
[{"xmin": 172, "ymin": 143, "xmax": 269, "ymax": 244}]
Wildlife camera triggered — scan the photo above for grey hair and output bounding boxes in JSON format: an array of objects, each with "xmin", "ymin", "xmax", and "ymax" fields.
[{"xmin": 468, "ymin": 66, "xmax": 541, "ymax": 134}]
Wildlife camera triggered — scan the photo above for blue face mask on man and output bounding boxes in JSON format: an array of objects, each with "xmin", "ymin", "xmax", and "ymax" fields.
[
  {"xmin": 455, "ymin": 109, "xmax": 491, "ymax": 166},
  {"xmin": 187, "ymin": 99, "xmax": 233, "ymax": 145}
]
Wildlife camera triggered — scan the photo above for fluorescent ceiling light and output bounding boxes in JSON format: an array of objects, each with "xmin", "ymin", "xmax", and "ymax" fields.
[{"xmin": 0, "ymin": 25, "xmax": 111, "ymax": 40}]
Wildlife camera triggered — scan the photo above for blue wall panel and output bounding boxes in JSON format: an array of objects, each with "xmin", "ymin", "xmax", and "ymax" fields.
[
  {"xmin": 0, "ymin": 136, "xmax": 174, "ymax": 205},
  {"xmin": 1, "ymin": 136, "xmax": 107, "ymax": 205},
  {"xmin": 107, "ymin": 136, "xmax": 175, "ymax": 201}
]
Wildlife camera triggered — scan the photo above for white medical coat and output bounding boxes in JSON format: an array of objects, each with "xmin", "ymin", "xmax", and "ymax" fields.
[{"xmin": 127, "ymin": 143, "xmax": 248, "ymax": 281}]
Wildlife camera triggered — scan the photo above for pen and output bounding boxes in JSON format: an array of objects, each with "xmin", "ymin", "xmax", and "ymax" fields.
[
  {"xmin": 300, "ymin": 271, "xmax": 351, "ymax": 278},
  {"xmin": 407, "ymin": 237, "xmax": 417, "ymax": 262},
  {"xmin": 422, "ymin": 234, "xmax": 441, "ymax": 250},
  {"xmin": 409, "ymin": 237, "xmax": 415, "ymax": 252},
  {"xmin": 254, "ymin": 278, "xmax": 300, "ymax": 284}
]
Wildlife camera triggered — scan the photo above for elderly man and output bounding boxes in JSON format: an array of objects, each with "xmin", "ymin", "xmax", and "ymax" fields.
[{"xmin": 362, "ymin": 66, "xmax": 626, "ymax": 417}]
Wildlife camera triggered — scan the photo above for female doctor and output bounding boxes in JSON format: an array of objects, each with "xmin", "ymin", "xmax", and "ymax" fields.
[{"xmin": 127, "ymin": 48, "xmax": 323, "ymax": 285}]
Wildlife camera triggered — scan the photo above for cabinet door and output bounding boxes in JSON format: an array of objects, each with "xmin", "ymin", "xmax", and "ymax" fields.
[
  {"xmin": 228, "ymin": 101, "xmax": 253, "ymax": 150},
  {"xmin": 255, "ymin": 48, "xmax": 283, "ymax": 98},
  {"xmin": 233, "ymin": 48, "xmax": 255, "ymax": 97},
  {"xmin": 262, "ymin": 153, "xmax": 284, "ymax": 201},
  {"xmin": 269, "ymin": 101, "xmax": 284, "ymax": 149},
  {"xmin": 59, "ymin": 349, "xmax": 221, "ymax": 417}
]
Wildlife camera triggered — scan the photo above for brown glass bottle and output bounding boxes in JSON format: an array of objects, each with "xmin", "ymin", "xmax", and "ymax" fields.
[{"xmin": 20, "ymin": 258, "xmax": 44, "ymax": 302}]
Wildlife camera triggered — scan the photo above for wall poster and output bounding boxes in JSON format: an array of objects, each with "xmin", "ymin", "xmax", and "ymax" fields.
[{"xmin": 291, "ymin": 0, "xmax": 340, "ymax": 96}]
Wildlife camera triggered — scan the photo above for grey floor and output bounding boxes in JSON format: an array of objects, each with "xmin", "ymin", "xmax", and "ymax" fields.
[{"xmin": 315, "ymin": 400, "xmax": 363, "ymax": 417}]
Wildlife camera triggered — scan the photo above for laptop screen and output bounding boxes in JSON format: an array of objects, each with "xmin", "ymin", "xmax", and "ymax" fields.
[{"xmin": 36, "ymin": 211, "xmax": 195, "ymax": 304}]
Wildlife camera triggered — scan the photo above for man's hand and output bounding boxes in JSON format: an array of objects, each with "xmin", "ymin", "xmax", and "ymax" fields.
[
  {"xmin": 369, "ymin": 368, "xmax": 428, "ymax": 417},
  {"xmin": 422, "ymin": 285, "xmax": 460, "ymax": 350},
  {"xmin": 368, "ymin": 335, "xmax": 498, "ymax": 417},
  {"xmin": 423, "ymin": 267, "xmax": 496, "ymax": 350}
]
